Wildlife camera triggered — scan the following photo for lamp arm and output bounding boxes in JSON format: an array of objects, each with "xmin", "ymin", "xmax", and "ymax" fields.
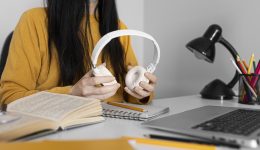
[{"xmin": 218, "ymin": 37, "xmax": 239, "ymax": 88}]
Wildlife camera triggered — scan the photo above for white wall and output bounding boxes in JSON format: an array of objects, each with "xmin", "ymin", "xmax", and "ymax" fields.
[
  {"xmin": 0, "ymin": 0, "xmax": 43, "ymax": 49},
  {"xmin": 0, "ymin": 0, "xmax": 144, "ymax": 64},
  {"xmin": 117, "ymin": 0, "xmax": 144, "ymax": 64},
  {"xmin": 144, "ymin": 0, "xmax": 260, "ymax": 98}
]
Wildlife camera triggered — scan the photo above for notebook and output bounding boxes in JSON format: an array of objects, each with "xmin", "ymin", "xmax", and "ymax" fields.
[{"xmin": 102, "ymin": 102, "xmax": 170, "ymax": 121}]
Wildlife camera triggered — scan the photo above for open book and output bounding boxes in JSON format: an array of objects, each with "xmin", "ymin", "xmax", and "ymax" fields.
[{"xmin": 0, "ymin": 92, "xmax": 104, "ymax": 141}]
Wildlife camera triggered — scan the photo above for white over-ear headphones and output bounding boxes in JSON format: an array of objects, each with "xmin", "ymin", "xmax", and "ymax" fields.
[{"xmin": 91, "ymin": 30, "xmax": 160, "ymax": 91}]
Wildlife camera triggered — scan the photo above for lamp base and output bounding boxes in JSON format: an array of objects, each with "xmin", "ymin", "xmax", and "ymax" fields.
[{"xmin": 200, "ymin": 79, "xmax": 235, "ymax": 100}]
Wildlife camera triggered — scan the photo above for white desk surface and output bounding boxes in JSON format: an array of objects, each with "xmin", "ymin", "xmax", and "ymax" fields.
[{"xmin": 37, "ymin": 95, "xmax": 260, "ymax": 150}]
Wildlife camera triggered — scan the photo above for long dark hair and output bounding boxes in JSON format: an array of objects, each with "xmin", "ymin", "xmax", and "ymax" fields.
[{"xmin": 45, "ymin": 0, "xmax": 127, "ymax": 88}]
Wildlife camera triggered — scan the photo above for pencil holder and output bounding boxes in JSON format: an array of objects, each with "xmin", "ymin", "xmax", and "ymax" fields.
[{"xmin": 238, "ymin": 74, "xmax": 260, "ymax": 105}]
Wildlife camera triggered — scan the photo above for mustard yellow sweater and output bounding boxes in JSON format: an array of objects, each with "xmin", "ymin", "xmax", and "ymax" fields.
[{"xmin": 0, "ymin": 8, "xmax": 152, "ymax": 105}]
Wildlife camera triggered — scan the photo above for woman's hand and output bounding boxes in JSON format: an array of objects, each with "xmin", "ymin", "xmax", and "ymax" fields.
[
  {"xmin": 70, "ymin": 70, "xmax": 121, "ymax": 100},
  {"xmin": 124, "ymin": 69, "xmax": 157, "ymax": 99}
]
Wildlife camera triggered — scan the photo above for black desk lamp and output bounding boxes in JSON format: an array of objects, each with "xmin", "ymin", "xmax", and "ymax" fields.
[{"xmin": 186, "ymin": 24, "xmax": 239, "ymax": 100}]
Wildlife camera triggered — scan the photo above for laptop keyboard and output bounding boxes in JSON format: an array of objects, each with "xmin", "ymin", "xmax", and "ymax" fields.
[{"xmin": 192, "ymin": 109, "xmax": 260, "ymax": 136}]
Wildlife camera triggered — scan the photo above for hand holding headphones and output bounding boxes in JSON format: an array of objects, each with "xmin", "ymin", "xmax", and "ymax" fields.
[
  {"xmin": 124, "ymin": 67, "xmax": 158, "ymax": 100},
  {"xmin": 92, "ymin": 30, "xmax": 160, "ymax": 99},
  {"xmin": 70, "ymin": 70, "xmax": 121, "ymax": 100}
]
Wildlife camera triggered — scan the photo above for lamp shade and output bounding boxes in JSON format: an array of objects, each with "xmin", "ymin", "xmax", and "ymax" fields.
[
  {"xmin": 186, "ymin": 24, "xmax": 238, "ymax": 100},
  {"xmin": 186, "ymin": 37, "xmax": 215, "ymax": 63},
  {"xmin": 186, "ymin": 25, "xmax": 222, "ymax": 63}
]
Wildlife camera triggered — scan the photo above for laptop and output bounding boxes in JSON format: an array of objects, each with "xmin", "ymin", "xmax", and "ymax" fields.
[{"xmin": 142, "ymin": 106, "xmax": 260, "ymax": 148}]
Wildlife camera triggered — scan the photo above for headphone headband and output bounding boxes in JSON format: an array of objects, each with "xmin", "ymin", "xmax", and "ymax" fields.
[{"xmin": 91, "ymin": 30, "xmax": 160, "ymax": 73}]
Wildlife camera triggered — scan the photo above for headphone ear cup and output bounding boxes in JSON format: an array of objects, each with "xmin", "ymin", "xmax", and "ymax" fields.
[
  {"xmin": 125, "ymin": 66, "xmax": 149, "ymax": 91},
  {"xmin": 93, "ymin": 64, "xmax": 117, "ymax": 86}
]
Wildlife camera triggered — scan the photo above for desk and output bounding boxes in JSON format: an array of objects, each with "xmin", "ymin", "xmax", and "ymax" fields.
[{"xmin": 37, "ymin": 95, "xmax": 260, "ymax": 150}]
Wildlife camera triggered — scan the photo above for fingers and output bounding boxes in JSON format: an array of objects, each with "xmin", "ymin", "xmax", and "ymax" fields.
[
  {"xmin": 88, "ymin": 91, "xmax": 118, "ymax": 100},
  {"xmin": 139, "ymin": 81, "xmax": 154, "ymax": 92},
  {"xmin": 124, "ymin": 87, "xmax": 143, "ymax": 99},
  {"xmin": 124, "ymin": 70, "xmax": 157, "ymax": 99},
  {"xmin": 125, "ymin": 86, "xmax": 150, "ymax": 99},
  {"xmin": 90, "ymin": 83, "xmax": 120, "ymax": 95},
  {"xmin": 145, "ymin": 72, "xmax": 157, "ymax": 84},
  {"xmin": 73, "ymin": 70, "xmax": 94, "ymax": 87},
  {"xmin": 128, "ymin": 66, "xmax": 157, "ymax": 84},
  {"xmin": 134, "ymin": 86, "xmax": 151, "ymax": 98},
  {"xmin": 125, "ymin": 84, "xmax": 153, "ymax": 99},
  {"xmin": 84, "ymin": 76, "xmax": 116, "ymax": 86},
  {"xmin": 71, "ymin": 69, "xmax": 120, "ymax": 99}
]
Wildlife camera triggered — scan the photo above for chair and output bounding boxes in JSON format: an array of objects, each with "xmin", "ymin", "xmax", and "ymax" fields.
[{"xmin": 0, "ymin": 32, "xmax": 13, "ymax": 77}]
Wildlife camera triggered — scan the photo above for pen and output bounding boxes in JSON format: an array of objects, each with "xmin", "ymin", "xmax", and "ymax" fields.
[
  {"xmin": 145, "ymin": 134, "xmax": 240, "ymax": 149},
  {"xmin": 107, "ymin": 101, "xmax": 146, "ymax": 112}
]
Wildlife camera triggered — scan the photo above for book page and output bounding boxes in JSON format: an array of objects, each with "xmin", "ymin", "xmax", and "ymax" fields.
[
  {"xmin": 0, "ymin": 112, "xmax": 57, "ymax": 141},
  {"xmin": 7, "ymin": 92, "xmax": 100, "ymax": 122}
]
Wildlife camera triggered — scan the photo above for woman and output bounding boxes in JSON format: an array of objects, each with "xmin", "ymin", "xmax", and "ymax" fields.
[{"xmin": 0, "ymin": 0, "xmax": 157, "ymax": 105}]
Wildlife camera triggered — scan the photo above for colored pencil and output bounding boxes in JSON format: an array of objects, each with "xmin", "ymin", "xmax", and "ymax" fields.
[
  {"xmin": 242, "ymin": 60, "xmax": 249, "ymax": 71},
  {"xmin": 107, "ymin": 101, "xmax": 146, "ymax": 112},
  {"xmin": 236, "ymin": 57, "xmax": 248, "ymax": 75},
  {"xmin": 247, "ymin": 53, "xmax": 255, "ymax": 74}
]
